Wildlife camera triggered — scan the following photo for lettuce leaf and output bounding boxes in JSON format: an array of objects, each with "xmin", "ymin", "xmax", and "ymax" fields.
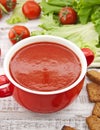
[
  {"xmin": 31, "ymin": 22, "xmax": 99, "ymax": 54},
  {"xmin": 31, "ymin": 0, "xmax": 100, "ymax": 66},
  {"xmin": 78, "ymin": 0, "xmax": 100, "ymax": 7},
  {"xmin": 91, "ymin": 7, "xmax": 100, "ymax": 35},
  {"xmin": 39, "ymin": 13, "xmax": 60, "ymax": 30},
  {"xmin": 40, "ymin": 0, "xmax": 62, "ymax": 14},
  {"xmin": 74, "ymin": 0, "xmax": 100, "ymax": 25},
  {"xmin": 77, "ymin": 7, "xmax": 92, "ymax": 24},
  {"xmin": 40, "ymin": 0, "xmax": 74, "ymax": 15},
  {"xmin": 47, "ymin": 0, "xmax": 73, "ymax": 7},
  {"xmin": 31, "ymin": 22, "xmax": 100, "ymax": 66},
  {"xmin": 6, "ymin": 1, "xmax": 28, "ymax": 24}
]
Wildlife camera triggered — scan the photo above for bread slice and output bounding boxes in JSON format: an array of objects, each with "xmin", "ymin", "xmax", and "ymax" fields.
[
  {"xmin": 61, "ymin": 125, "xmax": 76, "ymax": 130},
  {"xmin": 87, "ymin": 70, "xmax": 100, "ymax": 85},
  {"xmin": 86, "ymin": 82, "xmax": 100, "ymax": 102},
  {"xmin": 92, "ymin": 102, "xmax": 100, "ymax": 117},
  {"xmin": 86, "ymin": 115, "xmax": 100, "ymax": 130}
]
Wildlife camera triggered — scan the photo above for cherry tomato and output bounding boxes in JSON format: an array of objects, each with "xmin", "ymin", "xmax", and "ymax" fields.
[
  {"xmin": 81, "ymin": 48, "xmax": 94, "ymax": 66},
  {"xmin": 8, "ymin": 25, "xmax": 30, "ymax": 44},
  {"xmin": 0, "ymin": 0, "xmax": 16, "ymax": 12},
  {"xmin": 59, "ymin": 7, "xmax": 77, "ymax": 24},
  {"xmin": 22, "ymin": 1, "xmax": 41, "ymax": 20},
  {"xmin": 0, "ymin": 8, "xmax": 2, "ymax": 19}
]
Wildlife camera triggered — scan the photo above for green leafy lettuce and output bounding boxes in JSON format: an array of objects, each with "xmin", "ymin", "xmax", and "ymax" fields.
[
  {"xmin": 39, "ymin": 13, "xmax": 60, "ymax": 30},
  {"xmin": 47, "ymin": 0, "xmax": 73, "ymax": 7},
  {"xmin": 31, "ymin": 0, "xmax": 100, "ymax": 65},
  {"xmin": 6, "ymin": 1, "xmax": 28, "ymax": 24},
  {"xmin": 91, "ymin": 6, "xmax": 100, "ymax": 35},
  {"xmin": 73, "ymin": 0, "xmax": 100, "ymax": 35},
  {"xmin": 40, "ymin": 0, "xmax": 74, "ymax": 14},
  {"xmin": 40, "ymin": 0, "xmax": 62, "ymax": 14},
  {"xmin": 31, "ymin": 21, "xmax": 99, "ymax": 55}
]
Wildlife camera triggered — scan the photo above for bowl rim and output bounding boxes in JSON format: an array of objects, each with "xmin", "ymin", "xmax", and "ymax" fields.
[{"xmin": 4, "ymin": 35, "xmax": 87, "ymax": 95}]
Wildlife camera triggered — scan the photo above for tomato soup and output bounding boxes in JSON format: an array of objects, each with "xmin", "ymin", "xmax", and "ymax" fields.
[{"xmin": 9, "ymin": 42, "xmax": 81, "ymax": 91}]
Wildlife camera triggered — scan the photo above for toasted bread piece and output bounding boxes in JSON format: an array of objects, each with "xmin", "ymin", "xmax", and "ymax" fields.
[
  {"xmin": 61, "ymin": 125, "xmax": 76, "ymax": 130},
  {"xmin": 86, "ymin": 82, "xmax": 100, "ymax": 102},
  {"xmin": 92, "ymin": 102, "xmax": 100, "ymax": 117},
  {"xmin": 87, "ymin": 70, "xmax": 100, "ymax": 85},
  {"xmin": 86, "ymin": 115, "xmax": 100, "ymax": 130}
]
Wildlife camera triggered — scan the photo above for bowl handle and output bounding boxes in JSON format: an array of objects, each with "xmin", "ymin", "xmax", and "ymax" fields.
[
  {"xmin": 81, "ymin": 48, "xmax": 94, "ymax": 66},
  {"xmin": 0, "ymin": 75, "xmax": 14, "ymax": 98}
]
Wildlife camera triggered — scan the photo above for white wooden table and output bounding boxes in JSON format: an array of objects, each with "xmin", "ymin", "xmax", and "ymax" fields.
[{"xmin": 0, "ymin": 8, "xmax": 100, "ymax": 130}]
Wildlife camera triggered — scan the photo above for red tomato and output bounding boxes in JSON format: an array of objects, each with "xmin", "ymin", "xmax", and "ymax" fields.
[
  {"xmin": 81, "ymin": 48, "xmax": 94, "ymax": 66},
  {"xmin": 22, "ymin": 1, "xmax": 41, "ymax": 20},
  {"xmin": 0, "ymin": 0, "xmax": 16, "ymax": 12},
  {"xmin": 0, "ymin": 8, "xmax": 2, "ymax": 19},
  {"xmin": 59, "ymin": 7, "xmax": 77, "ymax": 24},
  {"xmin": 8, "ymin": 25, "xmax": 30, "ymax": 44}
]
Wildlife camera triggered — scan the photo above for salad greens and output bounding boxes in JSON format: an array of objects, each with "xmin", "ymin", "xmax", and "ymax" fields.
[
  {"xmin": 39, "ymin": 13, "xmax": 60, "ymax": 30},
  {"xmin": 6, "ymin": 1, "xmax": 28, "ymax": 24},
  {"xmin": 39, "ymin": 0, "xmax": 100, "ymax": 35},
  {"xmin": 5, "ymin": 0, "xmax": 100, "ymax": 66},
  {"xmin": 91, "ymin": 7, "xmax": 100, "ymax": 35},
  {"xmin": 40, "ymin": 0, "xmax": 74, "ymax": 14},
  {"xmin": 31, "ymin": 19, "xmax": 99, "ymax": 55},
  {"xmin": 40, "ymin": 0, "xmax": 62, "ymax": 14},
  {"xmin": 73, "ymin": 0, "xmax": 100, "ymax": 35},
  {"xmin": 47, "ymin": 0, "xmax": 73, "ymax": 7},
  {"xmin": 31, "ymin": 0, "xmax": 100, "ymax": 66}
]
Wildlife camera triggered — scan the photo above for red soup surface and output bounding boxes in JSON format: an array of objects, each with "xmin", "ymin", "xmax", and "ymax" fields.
[{"xmin": 9, "ymin": 42, "xmax": 81, "ymax": 91}]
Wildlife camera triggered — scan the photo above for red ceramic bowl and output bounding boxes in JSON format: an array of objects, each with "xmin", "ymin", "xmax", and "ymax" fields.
[{"xmin": 0, "ymin": 35, "xmax": 94, "ymax": 113}]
